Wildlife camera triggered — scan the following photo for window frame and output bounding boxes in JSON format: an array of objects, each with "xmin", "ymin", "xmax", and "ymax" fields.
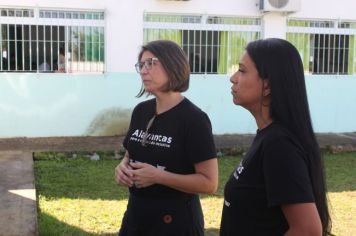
[
  {"xmin": 287, "ymin": 18, "xmax": 356, "ymax": 75},
  {"xmin": 143, "ymin": 13, "xmax": 262, "ymax": 75},
  {"xmin": 0, "ymin": 7, "xmax": 105, "ymax": 73}
]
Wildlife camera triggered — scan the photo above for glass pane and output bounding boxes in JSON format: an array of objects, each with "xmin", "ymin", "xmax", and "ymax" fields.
[
  {"xmin": 99, "ymin": 27, "xmax": 104, "ymax": 42},
  {"xmin": 45, "ymin": 42, "xmax": 51, "ymax": 70},
  {"xmin": 1, "ymin": 10, "xmax": 7, "ymax": 16},
  {"xmin": 86, "ymin": 27, "xmax": 92, "ymax": 43},
  {"xmin": 45, "ymin": 11, "xmax": 51, "ymax": 18},
  {"xmin": 93, "ymin": 13, "xmax": 99, "ymax": 20},
  {"xmin": 17, "ymin": 40, "xmax": 23, "ymax": 70},
  {"xmin": 24, "ymin": 41, "xmax": 30, "ymax": 70},
  {"xmin": 15, "ymin": 10, "xmax": 22, "ymax": 17},
  {"xmin": 9, "ymin": 25, "xmax": 15, "ymax": 40},
  {"xmin": 99, "ymin": 43, "xmax": 104, "ymax": 62},
  {"xmin": 8, "ymin": 10, "xmax": 14, "ymax": 17},
  {"xmin": 2, "ymin": 41, "xmax": 9, "ymax": 70},
  {"xmin": 52, "ymin": 26, "xmax": 58, "ymax": 41},
  {"xmin": 79, "ymin": 27, "xmax": 85, "ymax": 43},
  {"xmin": 38, "ymin": 42, "xmax": 45, "ymax": 69},
  {"xmin": 45, "ymin": 26, "xmax": 51, "ymax": 41},
  {"xmin": 31, "ymin": 25, "xmax": 37, "ymax": 40},
  {"xmin": 72, "ymin": 44, "xmax": 78, "ymax": 62},
  {"xmin": 9, "ymin": 40, "xmax": 15, "ymax": 70},
  {"xmin": 52, "ymin": 41, "xmax": 58, "ymax": 70},
  {"xmin": 31, "ymin": 41, "xmax": 37, "ymax": 70},
  {"xmin": 24, "ymin": 25, "xmax": 30, "ymax": 40},
  {"xmin": 86, "ymin": 42, "xmax": 92, "ymax": 61},
  {"xmin": 93, "ymin": 28, "xmax": 99, "ymax": 43},
  {"xmin": 80, "ymin": 42, "xmax": 85, "ymax": 62},
  {"xmin": 93, "ymin": 43, "xmax": 99, "ymax": 61},
  {"xmin": 59, "ymin": 26, "xmax": 65, "ymax": 41},
  {"xmin": 38, "ymin": 26, "xmax": 44, "ymax": 41},
  {"xmin": 86, "ymin": 12, "xmax": 92, "ymax": 20},
  {"xmin": 2, "ymin": 25, "xmax": 8, "ymax": 40},
  {"xmin": 66, "ymin": 12, "xmax": 72, "ymax": 19},
  {"xmin": 16, "ymin": 25, "xmax": 22, "ymax": 40}
]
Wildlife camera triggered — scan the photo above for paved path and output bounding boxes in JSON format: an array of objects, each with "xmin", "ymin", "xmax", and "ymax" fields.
[{"xmin": 0, "ymin": 151, "xmax": 36, "ymax": 236}]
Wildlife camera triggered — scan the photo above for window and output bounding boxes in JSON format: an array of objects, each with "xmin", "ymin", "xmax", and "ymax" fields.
[
  {"xmin": 0, "ymin": 8, "xmax": 105, "ymax": 73},
  {"xmin": 287, "ymin": 19, "xmax": 356, "ymax": 75},
  {"xmin": 143, "ymin": 13, "xmax": 261, "ymax": 74}
]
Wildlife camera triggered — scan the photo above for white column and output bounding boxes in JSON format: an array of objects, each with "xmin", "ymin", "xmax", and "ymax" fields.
[{"xmin": 261, "ymin": 12, "xmax": 287, "ymax": 39}]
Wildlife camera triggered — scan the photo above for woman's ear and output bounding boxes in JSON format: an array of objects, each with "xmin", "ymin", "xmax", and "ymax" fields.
[{"xmin": 263, "ymin": 79, "xmax": 271, "ymax": 97}]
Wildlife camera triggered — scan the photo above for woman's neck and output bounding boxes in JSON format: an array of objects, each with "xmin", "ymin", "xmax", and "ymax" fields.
[
  {"xmin": 251, "ymin": 105, "xmax": 273, "ymax": 130},
  {"xmin": 155, "ymin": 92, "xmax": 184, "ymax": 114},
  {"xmin": 256, "ymin": 118, "xmax": 273, "ymax": 131}
]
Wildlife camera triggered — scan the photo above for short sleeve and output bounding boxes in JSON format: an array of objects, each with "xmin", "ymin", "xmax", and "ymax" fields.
[
  {"xmin": 185, "ymin": 112, "xmax": 216, "ymax": 164},
  {"xmin": 262, "ymin": 136, "xmax": 315, "ymax": 207},
  {"xmin": 123, "ymin": 106, "xmax": 138, "ymax": 150}
]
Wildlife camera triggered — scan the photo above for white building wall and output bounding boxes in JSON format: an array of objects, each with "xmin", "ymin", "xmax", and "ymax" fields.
[
  {"xmin": 294, "ymin": 0, "xmax": 356, "ymax": 19},
  {"xmin": 1, "ymin": 0, "xmax": 356, "ymax": 137}
]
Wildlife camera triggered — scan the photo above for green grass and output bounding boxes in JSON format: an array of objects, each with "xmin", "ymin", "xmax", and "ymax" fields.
[{"xmin": 34, "ymin": 152, "xmax": 356, "ymax": 236}]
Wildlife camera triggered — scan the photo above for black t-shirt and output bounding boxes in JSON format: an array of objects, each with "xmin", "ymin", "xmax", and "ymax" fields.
[
  {"xmin": 123, "ymin": 97, "xmax": 216, "ymax": 198},
  {"xmin": 220, "ymin": 123, "xmax": 315, "ymax": 236}
]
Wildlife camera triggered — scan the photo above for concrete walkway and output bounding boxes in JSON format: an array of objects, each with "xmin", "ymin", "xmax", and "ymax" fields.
[{"xmin": 0, "ymin": 151, "xmax": 36, "ymax": 236}]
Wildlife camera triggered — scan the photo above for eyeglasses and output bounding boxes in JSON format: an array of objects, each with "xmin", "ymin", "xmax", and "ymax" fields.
[
  {"xmin": 135, "ymin": 57, "xmax": 159, "ymax": 73},
  {"xmin": 141, "ymin": 115, "xmax": 156, "ymax": 146}
]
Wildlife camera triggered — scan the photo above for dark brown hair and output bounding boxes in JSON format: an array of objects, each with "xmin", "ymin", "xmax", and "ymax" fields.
[{"xmin": 136, "ymin": 40, "xmax": 190, "ymax": 97}]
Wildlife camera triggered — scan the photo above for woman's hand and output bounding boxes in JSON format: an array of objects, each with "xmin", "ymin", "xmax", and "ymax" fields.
[
  {"xmin": 130, "ymin": 162, "xmax": 159, "ymax": 188},
  {"xmin": 130, "ymin": 158, "xmax": 218, "ymax": 194},
  {"xmin": 114, "ymin": 152, "xmax": 134, "ymax": 187}
]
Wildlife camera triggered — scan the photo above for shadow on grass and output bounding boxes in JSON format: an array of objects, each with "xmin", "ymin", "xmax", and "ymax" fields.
[
  {"xmin": 37, "ymin": 212, "xmax": 117, "ymax": 236},
  {"xmin": 205, "ymin": 227, "xmax": 220, "ymax": 236},
  {"xmin": 38, "ymin": 211, "xmax": 219, "ymax": 236}
]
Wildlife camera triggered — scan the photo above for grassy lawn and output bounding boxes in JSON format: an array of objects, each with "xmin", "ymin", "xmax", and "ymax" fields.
[{"xmin": 34, "ymin": 152, "xmax": 356, "ymax": 236}]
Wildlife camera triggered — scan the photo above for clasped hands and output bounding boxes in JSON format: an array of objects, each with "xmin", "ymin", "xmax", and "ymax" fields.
[{"xmin": 115, "ymin": 159, "xmax": 159, "ymax": 188}]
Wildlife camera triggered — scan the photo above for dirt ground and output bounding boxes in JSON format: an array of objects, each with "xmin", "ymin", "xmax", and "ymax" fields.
[{"xmin": 0, "ymin": 132, "xmax": 355, "ymax": 153}]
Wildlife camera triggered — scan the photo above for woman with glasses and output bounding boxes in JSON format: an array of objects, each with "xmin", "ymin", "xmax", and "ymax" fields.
[
  {"xmin": 220, "ymin": 38, "xmax": 331, "ymax": 235},
  {"xmin": 115, "ymin": 40, "xmax": 218, "ymax": 236}
]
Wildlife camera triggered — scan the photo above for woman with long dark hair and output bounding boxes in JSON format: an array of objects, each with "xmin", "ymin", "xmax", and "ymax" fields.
[{"xmin": 220, "ymin": 38, "xmax": 331, "ymax": 235}]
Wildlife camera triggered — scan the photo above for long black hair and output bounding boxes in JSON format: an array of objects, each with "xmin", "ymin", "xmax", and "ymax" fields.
[{"xmin": 246, "ymin": 38, "xmax": 331, "ymax": 235}]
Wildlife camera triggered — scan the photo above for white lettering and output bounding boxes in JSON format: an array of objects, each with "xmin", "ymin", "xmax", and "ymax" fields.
[{"xmin": 132, "ymin": 129, "xmax": 139, "ymax": 137}]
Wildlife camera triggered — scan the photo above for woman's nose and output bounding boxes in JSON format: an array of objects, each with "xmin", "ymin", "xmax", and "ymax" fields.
[
  {"xmin": 230, "ymin": 72, "xmax": 238, "ymax": 84},
  {"xmin": 140, "ymin": 66, "xmax": 148, "ymax": 74}
]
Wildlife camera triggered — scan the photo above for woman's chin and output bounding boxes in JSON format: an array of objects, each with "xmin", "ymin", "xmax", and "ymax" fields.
[{"xmin": 232, "ymin": 98, "xmax": 240, "ymax": 105}]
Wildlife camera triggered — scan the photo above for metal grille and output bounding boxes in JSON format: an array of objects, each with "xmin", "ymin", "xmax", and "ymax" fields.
[
  {"xmin": 268, "ymin": 0, "xmax": 289, "ymax": 8},
  {"xmin": 0, "ymin": 8, "xmax": 105, "ymax": 73},
  {"xmin": 287, "ymin": 19, "xmax": 356, "ymax": 75},
  {"xmin": 143, "ymin": 13, "xmax": 261, "ymax": 75}
]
